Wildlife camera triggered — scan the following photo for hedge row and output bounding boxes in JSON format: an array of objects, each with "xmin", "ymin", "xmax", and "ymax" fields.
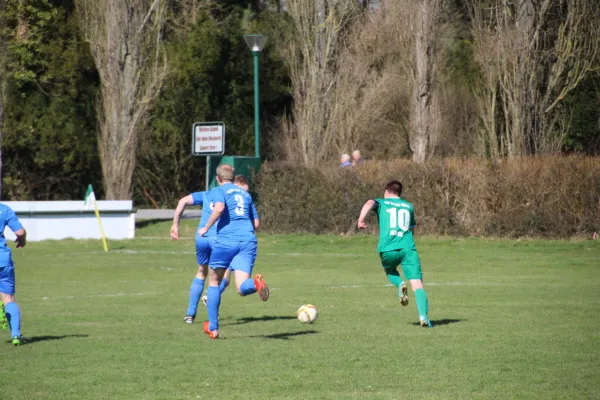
[{"xmin": 253, "ymin": 156, "xmax": 600, "ymax": 238}]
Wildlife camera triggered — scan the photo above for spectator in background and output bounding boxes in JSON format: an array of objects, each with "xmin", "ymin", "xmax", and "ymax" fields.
[
  {"xmin": 340, "ymin": 153, "xmax": 352, "ymax": 168},
  {"xmin": 352, "ymin": 150, "xmax": 364, "ymax": 166}
]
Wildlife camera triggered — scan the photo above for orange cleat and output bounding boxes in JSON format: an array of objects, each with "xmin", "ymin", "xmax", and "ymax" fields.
[
  {"xmin": 203, "ymin": 321, "xmax": 219, "ymax": 339},
  {"xmin": 253, "ymin": 274, "xmax": 269, "ymax": 301}
]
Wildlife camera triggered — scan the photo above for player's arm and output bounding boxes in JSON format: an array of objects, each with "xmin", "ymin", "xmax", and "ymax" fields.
[
  {"xmin": 14, "ymin": 228, "xmax": 26, "ymax": 248},
  {"xmin": 6, "ymin": 208, "xmax": 26, "ymax": 248},
  {"xmin": 409, "ymin": 207, "xmax": 417, "ymax": 236},
  {"xmin": 170, "ymin": 194, "xmax": 195, "ymax": 240},
  {"xmin": 357, "ymin": 199, "xmax": 376, "ymax": 230},
  {"xmin": 198, "ymin": 202, "xmax": 224, "ymax": 236},
  {"xmin": 251, "ymin": 204, "xmax": 260, "ymax": 230}
]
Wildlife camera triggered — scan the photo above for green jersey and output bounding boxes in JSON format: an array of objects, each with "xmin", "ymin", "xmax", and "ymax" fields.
[{"xmin": 373, "ymin": 197, "xmax": 417, "ymax": 253}]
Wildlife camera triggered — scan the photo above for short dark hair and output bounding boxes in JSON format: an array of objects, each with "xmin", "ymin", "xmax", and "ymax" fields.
[
  {"xmin": 233, "ymin": 175, "xmax": 249, "ymax": 186},
  {"xmin": 385, "ymin": 180, "xmax": 403, "ymax": 196}
]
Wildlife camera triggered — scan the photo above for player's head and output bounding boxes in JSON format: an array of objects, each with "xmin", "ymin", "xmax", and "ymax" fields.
[
  {"xmin": 384, "ymin": 180, "xmax": 402, "ymax": 198},
  {"xmin": 340, "ymin": 153, "xmax": 350, "ymax": 163},
  {"xmin": 352, "ymin": 150, "xmax": 361, "ymax": 161},
  {"xmin": 216, "ymin": 164, "xmax": 234, "ymax": 184},
  {"xmin": 234, "ymin": 175, "xmax": 250, "ymax": 191}
]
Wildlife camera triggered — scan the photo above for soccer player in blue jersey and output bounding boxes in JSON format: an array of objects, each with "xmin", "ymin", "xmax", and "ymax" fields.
[
  {"xmin": 171, "ymin": 175, "xmax": 260, "ymax": 324},
  {"xmin": 0, "ymin": 203, "xmax": 27, "ymax": 345},
  {"xmin": 201, "ymin": 175, "xmax": 259, "ymax": 303},
  {"xmin": 198, "ymin": 164, "xmax": 268, "ymax": 339},
  {"xmin": 171, "ymin": 188, "xmax": 218, "ymax": 324}
]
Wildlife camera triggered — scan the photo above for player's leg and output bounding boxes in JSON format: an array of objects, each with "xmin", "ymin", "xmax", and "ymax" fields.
[
  {"xmin": 231, "ymin": 241, "xmax": 268, "ymax": 301},
  {"xmin": 185, "ymin": 236, "xmax": 212, "ymax": 323},
  {"xmin": 204, "ymin": 266, "xmax": 226, "ymax": 339},
  {"xmin": 185, "ymin": 264, "xmax": 207, "ymax": 323},
  {"xmin": 0, "ymin": 263, "xmax": 21, "ymax": 344},
  {"xmin": 220, "ymin": 267, "xmax": 232, "ymax": 294},
  {"xmin": 380, "ymin": 251, "xmax": 408, "ymax": 306},
  {"xmin": 400, "ymin": 248, "xmax": 431, "ymax": 327},
  {"xmin": 0, "ymin": 297, "xmax": 7, "ymax": 331},
  {"xmin": 204, "ymin": 241, "xmax": 237, "ymax": 338}
]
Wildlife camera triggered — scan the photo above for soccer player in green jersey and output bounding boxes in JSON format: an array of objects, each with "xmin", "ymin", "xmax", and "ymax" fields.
[{"xmin": 357, "ymin": 180, "xmax": 432, "ymax": 327}]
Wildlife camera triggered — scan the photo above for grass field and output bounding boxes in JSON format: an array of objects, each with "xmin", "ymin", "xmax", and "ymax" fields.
[{"xmin": 1, "ymin": 219, "xmax": 599, "ymax": 399}]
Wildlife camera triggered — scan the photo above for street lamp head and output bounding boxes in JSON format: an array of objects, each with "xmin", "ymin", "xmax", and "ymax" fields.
[{"xmin": 244, "ymin": 34, "xmax": 268, "ymax": 52}]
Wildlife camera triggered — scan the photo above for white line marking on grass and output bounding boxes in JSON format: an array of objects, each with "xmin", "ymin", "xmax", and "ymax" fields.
[
  {"xmin": 41, "ymin": 292, "xmax": 160, "ymax": 301},
  {"xmin": 50, "ymin": 250, "xmax": 364, "ymax": 257},
  {"xmin": 39, "ymin": 281, "xmax": 501, "ymax": 301},
  {"xmin": 326, "ymin": 281, "xmax": 504, "ymax": 289}
]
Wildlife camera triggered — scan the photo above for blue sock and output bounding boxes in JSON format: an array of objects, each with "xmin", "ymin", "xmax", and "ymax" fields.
[
  {"xmin": 186, "ymin": 277, "xmax": 204, "ymax": 317},
  {"xmin": 240, "ymin": 279, "xmax": 257, "ymax": 296},
  {"xmin": 207, "ymin": 286, "xmax": 221, "ymax": 331},
  {"xmin": 5, "ymin": 302, "xmax": 20, "ymax": 338},
  {"xmin": 219, "ymin": 277, "xmax": 228, "ymax": 294}
]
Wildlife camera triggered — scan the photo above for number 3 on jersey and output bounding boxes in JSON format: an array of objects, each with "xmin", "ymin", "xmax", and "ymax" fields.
[
  {"xmin": 234, "ymin": 194, "xmax": 245, "ymax": 216},
  {"xmin": 386, "ymin": 207, "xmax": 410, "ymax": 237}
]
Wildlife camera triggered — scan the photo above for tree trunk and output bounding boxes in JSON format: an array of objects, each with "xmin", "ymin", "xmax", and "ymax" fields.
[
  {"xmin": 76, "ymin": 0, "xmax": 166, "ymax": 200},
  {"xmin": 410, "ymin": 0, "xmax": 440, "ymax": 164}
]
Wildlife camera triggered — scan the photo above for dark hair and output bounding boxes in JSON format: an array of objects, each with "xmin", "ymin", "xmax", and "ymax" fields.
[
  {"xmin": 385, "ymin": 180, "xmax": 403, "ymax": 196},
  {"xmin": 234, "ymin": 175, "xmax": 249, "ymax": 186}
]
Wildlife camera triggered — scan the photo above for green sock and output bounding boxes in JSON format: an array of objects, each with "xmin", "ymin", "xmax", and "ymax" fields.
[
  {"xmin": 414, "ymin": 288, "xmax": 429, "ymax": 317},
  {"xmin": 385, "ymin": 268, "xmax": 402, "ymax": 288}
]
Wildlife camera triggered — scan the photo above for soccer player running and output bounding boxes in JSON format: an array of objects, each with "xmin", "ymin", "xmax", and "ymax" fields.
[
  {"xmin": 0, "ymin": 203, "xmax": 27, "ymax": 345},
  {"xmin": 357, "ymin": 180, "xmax": 432, "ymax": 328},
  {"xmin": 198, "ymin": 165, "xmax": 268, "ymax": 339},
  {"xmin": 171, "ymin": 187, "xmax": 219, "ymax": 324},
  {"xmin": 171, "ymin": 175, "xmax": 260, "ymax": 324},
  {"xmin": 208, "ymin": 175, "xmax": 259, "ymax": 298}
]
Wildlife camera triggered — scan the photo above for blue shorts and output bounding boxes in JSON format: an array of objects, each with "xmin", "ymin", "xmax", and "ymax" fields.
[
  {"xmin": 209, "ymin": 240, "xmax": 257, "ymax": 274},
  {"xmin": 195, "ymin": 235, "xmax": 216, "ymax": 266},
  {"xmin": 0, "ymin": 262, "xmax": 15, "ymax": 295}
]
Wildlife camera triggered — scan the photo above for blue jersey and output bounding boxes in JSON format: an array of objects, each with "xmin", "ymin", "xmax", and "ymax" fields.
[
  {"xmin": 191, "ymin": 190, "xmax": 218, "ymax": 237},
  {"xmin": 212, "ymin": 183, "xmax": 257, "ymax": 243},
  {"xmin": 0, "ymin": 203, "xmax": 23, "ymax": 267}
]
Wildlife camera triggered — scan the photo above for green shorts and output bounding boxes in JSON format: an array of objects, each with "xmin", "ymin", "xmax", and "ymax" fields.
[{"xmin": 380, "ymin": 247, "xmax": 422, "ymax": 280}]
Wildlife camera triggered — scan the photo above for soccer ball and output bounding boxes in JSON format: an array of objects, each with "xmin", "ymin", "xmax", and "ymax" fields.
[{"xmin": 297, "ymin": 304, "xmax": 318, "ymax": 323}]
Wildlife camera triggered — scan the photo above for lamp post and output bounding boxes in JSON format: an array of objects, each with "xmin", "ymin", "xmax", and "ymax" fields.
[{"xmin": 243, "ymin": 34, "xmax": 268, "ymax": 158}]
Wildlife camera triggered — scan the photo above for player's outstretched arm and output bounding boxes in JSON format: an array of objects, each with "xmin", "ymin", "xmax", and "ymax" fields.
[
  {"xmin": 171, "ymin": 195, "xmax": 194, "ymax": 240},
  {"xmin": 14, "ymin": 228, "xmax": 26, "ymax": 248},
  {"xmin": 357, "ymin": 200, "xmax": 375, "ymax": 230}
]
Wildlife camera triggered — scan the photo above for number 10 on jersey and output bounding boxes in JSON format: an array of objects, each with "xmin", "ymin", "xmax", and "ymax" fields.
[{"xmin": 386, "ymin": 208, "xmax": 410, "ymax": 237}]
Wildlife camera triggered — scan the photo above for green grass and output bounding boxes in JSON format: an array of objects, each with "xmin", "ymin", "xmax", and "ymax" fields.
[{"xmin": 1, "ymin": 219, "xmax": 599, "ymax": 399}]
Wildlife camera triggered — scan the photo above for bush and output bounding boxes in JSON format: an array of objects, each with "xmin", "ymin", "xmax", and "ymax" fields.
[{"xmin": 254, "ymin": 156, "xmax": 600, "ymax": 238}]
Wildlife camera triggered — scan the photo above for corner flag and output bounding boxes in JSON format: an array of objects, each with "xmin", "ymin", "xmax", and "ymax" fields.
[
  {"xmin": 84, "ymin": 184, "xmax": 96, "ymax": 209},
  {"xmin": 84, "ymin": 184, "xmax": 108, "ymax": 252}
]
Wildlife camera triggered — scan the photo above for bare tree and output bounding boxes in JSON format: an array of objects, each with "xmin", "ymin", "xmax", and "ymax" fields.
[
  {"xmin": 281, "ymin": 0, "xmax": 424, "ymax": 164},
  {"xmin": 75, "ymin": 0, "xmax": 167, "ymax": 199},
  {"xmin": 470, "ymin": 0, "xmax": 600, "ymax": 157},
  {"xmin": 280, "ymin": 0, "xmax": 359, "ymax": 165},
  {"xmin": 410, "ymin": 0, "xmax": 442, "ymax": 163},
  {"xmin": 328, "ymin": 0, "xmax": 416, "ymax": 159}
]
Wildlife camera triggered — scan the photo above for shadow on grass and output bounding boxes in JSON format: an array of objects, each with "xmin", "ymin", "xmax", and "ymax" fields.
[
  {"xmin": 409, "ymin": 319, "xmax": 463, "ymax": 327},
  {"xmin": 249, "ymin": 330, "xmax": 319, "ymax": 340},
  {"xmin": 224, "ymin": 315, "xmax": 297, "ymax": 326},
  {"xmin": 8, "ymin": 334, "xmax": 89, "ymax": 345}
]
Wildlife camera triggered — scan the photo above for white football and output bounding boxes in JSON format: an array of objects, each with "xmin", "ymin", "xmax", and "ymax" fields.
[{"xmin": 297, "ymin": 304, "xmax": 318, "ymax": 323}]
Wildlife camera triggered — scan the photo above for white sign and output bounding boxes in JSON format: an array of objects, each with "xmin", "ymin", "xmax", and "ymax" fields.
[{"xmin": 192, "ymin": 122, "xmax": 225, "ymax": 155}]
